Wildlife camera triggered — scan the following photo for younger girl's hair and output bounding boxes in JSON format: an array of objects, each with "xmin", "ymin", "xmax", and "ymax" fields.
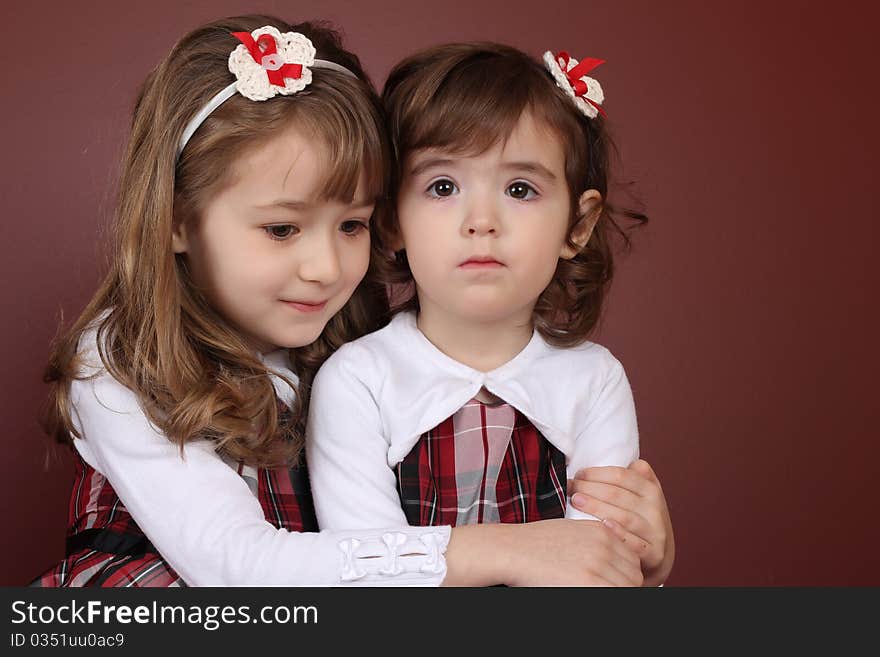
[
  {"xmin": 377, "ymin": 42, "xmax": 647, "ymax": 347},
  {"xmin": 44, "ymin": 15, "xmax": 391, "ymax": 466}
]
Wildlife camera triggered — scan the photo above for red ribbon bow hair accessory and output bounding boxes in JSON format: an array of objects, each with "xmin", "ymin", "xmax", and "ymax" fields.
[
  {"xmin": 543, "ymin": 50, "xmax": 607, "ymax": 119},
  {"xmin": 227, "ymin": 26, "xmax": 318, "ymax": 101}
]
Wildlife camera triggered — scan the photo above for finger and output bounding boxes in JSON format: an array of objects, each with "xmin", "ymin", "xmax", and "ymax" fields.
[
  {"xmin": 601, "ymin": 517, "xmax": 657, "ymax": 565},
  {"xmin": 575, "ymin": 571, "xmax": 620, "ymax": 587},
  {"xmin": 581, "ymin": 540, "xmax": 641, "ymax": 587},
  {"xmin": 596, "ymin": 560, "xmax": 641, "ymax": 587},
  {"xmin": 630, "ymin": 459, "xmax": 662, "ymax": 488},
  {"xmin": 585, "ymin": 578, "xmax": 615, "ymax": 587},
  {"xmin": 568, "ymin": 479, "xmax": 642, "ymax": 511},
  {"xmin": 571, "ymin": 491, "xmax": 655, "ymax": 546},
  {"xmin": 569, "ymin": 479, "xmax": 667, "ymax": 549},
  {"xmin": 601, "ymin": 534, "xmax": 644, "ymax": 586},
  {"xmin": 567, "ymin": 519, "xmax": 647, "ymax": 586},
  {"xmin": 573, "ymin": 466, "xmax": 654, "ymax": 497}
]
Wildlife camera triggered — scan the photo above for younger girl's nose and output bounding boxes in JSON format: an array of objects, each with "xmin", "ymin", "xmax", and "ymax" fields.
[{"xmin": 462, "ymin": 195, "xmax": 500, "ymax": 237}]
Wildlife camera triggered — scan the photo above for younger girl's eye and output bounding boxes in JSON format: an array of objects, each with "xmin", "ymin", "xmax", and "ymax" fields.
[
  {"xmin": 507, "ymin": 182, "xmax": 538, "ymax": 200},
  {"xmin": 340, "ymin": 220, "xmax": 368, "ymax": 236},
  {"xmin": 264, "ymin": 224, "xmax": 298, "ymax": 240},
  {"xmin": 427, "ymin": 179, "xmax": 458, "ymax": 198}
]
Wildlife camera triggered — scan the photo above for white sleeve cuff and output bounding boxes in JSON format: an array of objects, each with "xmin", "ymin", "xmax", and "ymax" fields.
[{"xmin": 331, "ymin": 526, "xmax": 451, "ymax": 587}]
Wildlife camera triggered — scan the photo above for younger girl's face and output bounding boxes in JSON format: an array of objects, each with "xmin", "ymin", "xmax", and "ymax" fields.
[
  {"xmin": 173, "ymin": 124, "xmax": 374, "ymax": 352},
  {"xmin": 396, "ymin": 111, "xmax": 575, "ymax": 326}
]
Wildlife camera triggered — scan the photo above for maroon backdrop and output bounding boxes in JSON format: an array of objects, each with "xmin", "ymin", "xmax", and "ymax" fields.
[{"xmin": 3, "ymin": 0, "xmax": 877, "ymax": 586}]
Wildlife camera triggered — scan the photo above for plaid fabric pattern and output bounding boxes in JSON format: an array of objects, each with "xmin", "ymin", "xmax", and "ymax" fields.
[
  {"xmin": 32, "ymin": 451, "xmax": 317, "ymax": 588},
  {"xmin": 396, "ymin": 398, "xmax": 567, "ymax": 526}
]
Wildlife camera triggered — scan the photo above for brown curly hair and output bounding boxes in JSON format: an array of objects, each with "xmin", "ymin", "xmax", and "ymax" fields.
[
  {"xmin": 43, "ymin": 15, "xmax": 390, "ymax": 467},
  {"xmin": 377, "ymin": 42, "xmax": 647, "ymax": 347}
]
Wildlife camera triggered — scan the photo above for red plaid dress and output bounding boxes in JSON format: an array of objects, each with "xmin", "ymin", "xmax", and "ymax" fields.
[
  {"xmin": 395, "ymin": 397, "xmax": 567, "ymax": 526},
  {"xmin": 32, "ymin": 452, "xmax": 317, "ymax": 587}
]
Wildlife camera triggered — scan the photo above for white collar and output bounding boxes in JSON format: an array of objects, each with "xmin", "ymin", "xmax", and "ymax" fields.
[
  {"xmin": 396, "ymin": 311, "xmax": 548, "ymax": 386},
  {"xmin": 347, "ymin": 312, "xmax": 617, "ymax": 465},
  {"xmin": 260, "ymin": 348, "xmax": 298, "ymax": 408}
]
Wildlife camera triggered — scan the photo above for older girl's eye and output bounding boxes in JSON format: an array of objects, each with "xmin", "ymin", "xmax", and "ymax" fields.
[
  {"xmin": 264, "ymin": 224, "xmax": 298, "ymax": 240},
  {"xmin": 427, "ymin": 179, "xmax": 458, "ymax": 198},
  {"xmin": 507, "ymin": 182, "xmax": 538, "ymax": 200},
  {"xmin": 340, "ymin": 220, "xmax": 368, "ymax": 236}
]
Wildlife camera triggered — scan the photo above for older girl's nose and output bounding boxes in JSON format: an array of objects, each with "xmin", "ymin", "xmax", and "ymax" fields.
[{"xmin": 298, "ymin": 232, "xmax": 342, "ymax": 285}]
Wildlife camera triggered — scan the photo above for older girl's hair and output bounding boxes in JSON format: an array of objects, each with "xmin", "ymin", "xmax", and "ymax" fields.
[
  {"xmin": 377, "ymin": 42, "xmax": 647, "ymax": 347},
  {"xmin": 44, "ymin": 15, "xmax": 390, "ymax": 467}
]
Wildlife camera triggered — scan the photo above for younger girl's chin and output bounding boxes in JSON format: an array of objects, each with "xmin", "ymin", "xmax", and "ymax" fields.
[{"xmin": 444, "ymin": 300, "xmax": 532, "ymax": 324}]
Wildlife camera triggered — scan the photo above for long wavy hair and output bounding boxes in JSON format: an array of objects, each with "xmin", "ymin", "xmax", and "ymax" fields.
[
  {"xmin": 377, "ymin": 42, "xmax": 647, "ymax": 347},
  {"xmin": 44, "ymin": 15, "xmax": 390, "ymax": 467}
]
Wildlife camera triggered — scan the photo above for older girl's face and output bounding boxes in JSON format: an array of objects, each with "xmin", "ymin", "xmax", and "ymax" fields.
[{"xmin": 173, "ymin": 124, "xmax": 374, "ymax": 352}]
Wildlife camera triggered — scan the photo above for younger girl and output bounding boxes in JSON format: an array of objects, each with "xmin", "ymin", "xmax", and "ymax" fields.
[
  {"xmin": 34, "ymin": 17, "xmax": 646, "ymax": 587},
  {"xmin": 307, "ymin": 42, "xmax": 674, "ymax": 585}
]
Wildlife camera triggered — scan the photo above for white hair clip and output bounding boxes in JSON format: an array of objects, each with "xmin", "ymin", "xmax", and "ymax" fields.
[
  {"xmin": 178, "ymin": 26, "xmax": 357, "ymax": 156},
  {"xmin": 543, "ymin": 50, "xmax": 606, "ymax": 119}
]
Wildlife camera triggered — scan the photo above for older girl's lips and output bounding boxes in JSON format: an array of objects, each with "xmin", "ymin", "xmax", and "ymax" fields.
[{"xmin": 282, "ymin": 299, "xmax": 328, "ymax": 313}]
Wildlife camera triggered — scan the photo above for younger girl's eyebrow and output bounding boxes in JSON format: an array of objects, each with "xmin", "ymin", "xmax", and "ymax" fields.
[
  {"xmin": 500, "ymin": 161, "xmax": 558, "ymax": 181},
  {"xmin": 408, "ymin": 157, "xmax": 456, "ymax": 177},
  {"xmin": 407, "ymin": 157, "xmax": 557, "ymax": 182}
]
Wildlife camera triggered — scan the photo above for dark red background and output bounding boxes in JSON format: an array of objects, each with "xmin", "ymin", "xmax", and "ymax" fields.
[{"xmin": 3, "ymin": 1, "xmax": 877, "ymax": 586}]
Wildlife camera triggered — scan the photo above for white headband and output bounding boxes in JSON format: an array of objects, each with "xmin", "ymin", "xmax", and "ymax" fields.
[{"xmin": 178, "ymin": 26, "xmax": 357, "ymax": 157}]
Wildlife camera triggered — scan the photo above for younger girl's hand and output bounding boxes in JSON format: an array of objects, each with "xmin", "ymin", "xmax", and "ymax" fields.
[{"xmin": 568, "ymin": 459, "xmax": 675, "ymax": 587}]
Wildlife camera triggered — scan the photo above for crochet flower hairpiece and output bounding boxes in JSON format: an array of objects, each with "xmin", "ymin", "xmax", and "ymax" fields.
[
  {"xmin": 229, "ymin": 26, "xmax": 317, "ymax": 101},
  {"xmin": 177, "ymin": 26, "xmax": 356, "ymax": 156},
  {"xmin": 543, "ymin": 51, "xmax": 606, "ymax": 119}
]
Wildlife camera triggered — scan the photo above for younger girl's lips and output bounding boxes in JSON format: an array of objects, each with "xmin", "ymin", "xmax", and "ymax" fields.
[
  {"xmin": 459, "ymin": 258, "xmax": 504, "ymax": 270},
  {"xmin": 283, "ymin": 300, "xmax": 328, "ymax": 313}
]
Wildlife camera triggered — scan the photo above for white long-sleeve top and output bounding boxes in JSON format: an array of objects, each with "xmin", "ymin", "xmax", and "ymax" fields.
[
  {"xmin": 69, "ymin": 328, "xmax": 450, "ymax": 586},
  {"xmin": 306, "ymin": 311, "xmax": 640, "ymax": 530}
]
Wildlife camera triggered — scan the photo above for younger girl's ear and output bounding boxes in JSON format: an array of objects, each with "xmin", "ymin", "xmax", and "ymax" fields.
[
  {"xmin": 560, "ymin": 189, "xmax": 603, "ymax": 260},
  {"xmin": 171, "ymin": 220, "xmax": 189, "ymax": 254}
]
